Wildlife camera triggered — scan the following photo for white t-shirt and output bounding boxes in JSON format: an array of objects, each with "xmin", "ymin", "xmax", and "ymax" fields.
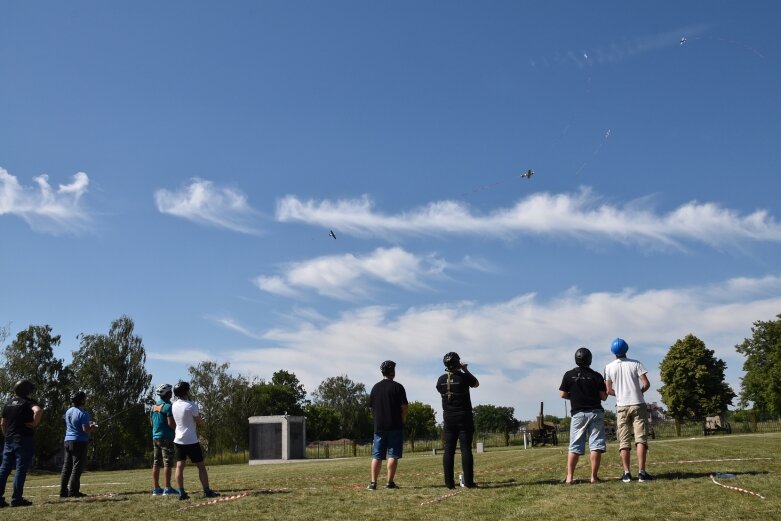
[
  {"xmin": 171, "ymin": 399, "xmax": 200, "ymax": 445},
  {"xmin": 604, "ymin": 357, "xmax": 648, "ymax": 407}
]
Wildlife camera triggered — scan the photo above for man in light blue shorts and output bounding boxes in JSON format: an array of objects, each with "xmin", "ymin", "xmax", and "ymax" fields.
[{"xmin": 559, "ymin": 347, "xmax": 608, "ymax": 484}]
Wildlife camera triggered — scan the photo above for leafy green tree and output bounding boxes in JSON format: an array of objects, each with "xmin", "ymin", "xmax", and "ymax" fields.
[
  {"xmin": 268, "ymin": 370, "xmax": 309, "ymax": 416},
  {"xmin": 473, "ymin": 405, "xmax": 519, "ymax": 445},
  {"xmin": 659, "ymin": 334, "xmax": 736, "ymax": 434},
  {"xmin": 70, "ymin": 316, "xmax": 152, "ymax": 467},
  {"xmin": 404, "ymin": 401, "xmax": 437, "ymax": 450},
  {"xmin": 187, "ymin": 360, "xmax": 233, "ymax": 453},
  {"xmin": 736, "ymin": 315, "xmax": 781, "ymax": 416},
  {"xmin": 0, "ymin": 325, "xmax": 71, "ymax": 463},
  {"xmin": 303, "ymin": 403, "xmax": 340, "ymax": 441},
  {"xmin": 312, "ymin": 375, "xmax": 371, "ymax": 441}
]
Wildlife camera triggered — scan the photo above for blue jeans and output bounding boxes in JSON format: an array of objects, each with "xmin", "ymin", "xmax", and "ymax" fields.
[
  {"xmin": 0, "ymin": 435, "xmax": 35, "ymax": 505},
  {"xmin": 371, "ymin": 430, "xmax": 404, "ymax": 460},
  {"xmin": 568, "ymin": 410, "xmax": 606, "ymax": 455}
]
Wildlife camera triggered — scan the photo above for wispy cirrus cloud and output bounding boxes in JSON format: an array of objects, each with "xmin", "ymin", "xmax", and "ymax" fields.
[
  {"xmin": 0, "ymin": 167, "xmax": 91, "ymax": 234},
  {"xmin": 531, "ymin": 24, "xmax": 710, "ymax": 69},
  {"xmin": 155, "ymin": 178, "xmax": 260, "ymax": 234},
  {"xmin": 276, "ymin": 188, "xmax": 781, "ymax": 249},
  {"xmin": 254, "ymin": 247, "xmax": 449, "ymax": 300}
]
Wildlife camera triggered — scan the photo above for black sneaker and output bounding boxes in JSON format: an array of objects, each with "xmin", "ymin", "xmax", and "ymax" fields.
[
  {"xmin": 10, "ymin": 498, "xmax": 33, "ymax": 507},
  {"xmin": 464, "ymin": 483, "xmax": 479, "ymax": 489},
  {"xmin": 638, "ymin": 470, "xmax": 654, "ymax": 482},
  {"xmin": 70, "ymin": 492, "xmax": 87, "ymax": 498},
  {"xmin": 179, "ymin": 491, "xmax": 190, "ymax": 501},
  {"xmin": 204, "ymin": 489, "xmax": 220, "ymax": 498},
  {"xmin": 366, "ymin": 482, "xmax": 377, "ymax": 490},
  {"xmin": 0, "ymin": 498, "xmax": 8, "ymax": 508},
  {"xmin": 621, "ymin": 472, "xmax": 632, "ymax": 483},
  {"xmin": 385, "ymin": 481, "xmax": 398, "ymax": 489}
]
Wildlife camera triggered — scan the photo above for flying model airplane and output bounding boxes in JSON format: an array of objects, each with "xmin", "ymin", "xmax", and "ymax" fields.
[
  {"xmin": 520, "ymin": 169, "xmax": 534, "ymax": 179},
  {"xmin": 329, "ymin": 230, "xmax": 336, "ymax": 239}
]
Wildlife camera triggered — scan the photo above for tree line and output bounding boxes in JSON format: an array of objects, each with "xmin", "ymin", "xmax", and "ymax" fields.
[{"xmin": 2, "ymin": 314, "xmax": 780, "ymax": 468}]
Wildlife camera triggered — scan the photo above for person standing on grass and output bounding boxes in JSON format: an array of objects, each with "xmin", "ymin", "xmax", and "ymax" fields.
[
  {"xmin": 559, "ymin": 347, "xmax": 608, "ymax": 484},
  {"xmin": 60, "ymin": 391, "xmax": 98, "ymax": 498},
  {"xmin": 436, "ymin": 352, "xmax": 479, "ymax": 489},
  {"xmin": 0, "ymin": 380, "xmax": 42, "ymax": 508},
  {"xmin": 604, "ymin": 338, "xmax": 654, "ymax": 483},
  {"xmin": 150, "ymin": 383, "xmax": 177, "ymax": 496},
  {"xmin": 171, "ymin": 381, "xmax": 219, "ymax": 500},
  {"xmin": 367, "ymin": 360, "xmax": 408, "ymax": 490}
]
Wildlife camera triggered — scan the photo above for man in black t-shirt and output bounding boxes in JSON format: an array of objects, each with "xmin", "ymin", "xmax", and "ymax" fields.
[
  {"xmin": 367, "ymin": 361, "xmax": 408, "ymax": 490},
  {"xmin": 436, "ymin": 352, "xmax": 479, "ymax": 489},
  {"xmin": 0, "ymin": 380, "xmax": 43, "ymax": 508},
  {"xmin": 559, "ymin": 347, "xmax": 608, "ymax": 484}
]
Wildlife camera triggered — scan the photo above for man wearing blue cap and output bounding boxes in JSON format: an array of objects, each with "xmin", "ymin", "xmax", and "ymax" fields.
[{"xmin": 604, "ymin": 338, "xmax": 653, "ymax": 483}]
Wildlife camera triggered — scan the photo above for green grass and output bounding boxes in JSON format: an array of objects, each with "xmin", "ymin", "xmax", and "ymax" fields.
[{"xmin": 7, "ymin": 432, "xmax": 780, "ymax": 520}]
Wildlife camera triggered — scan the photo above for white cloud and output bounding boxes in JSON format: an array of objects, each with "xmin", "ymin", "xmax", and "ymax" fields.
[
  {"xmin": 189, "ymin": 275, "xmax": 781, "ymax": 421},
  {"xmin": 155, "ymin": 178, "xmax": 260, "ymax": 234},
  {"xmin": 276, "ymin": 189, "xmax": 781, "ymax": 249},
  {"xmin": 253, "ymin": 247, "xmax": 449, "ymax": 300},
  {"xmin": 0, "ymin": 167, "xmax": 91, "ymax": 233}
]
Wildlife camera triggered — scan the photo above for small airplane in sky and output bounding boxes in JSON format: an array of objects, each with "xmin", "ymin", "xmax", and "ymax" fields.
[
  {"xmin": 520, "ymin": 169, "xmax": 534, "ymax": 179},
  {"xmin": 329, "ymin": 230, "xmax": 336, "ymax": 239}
]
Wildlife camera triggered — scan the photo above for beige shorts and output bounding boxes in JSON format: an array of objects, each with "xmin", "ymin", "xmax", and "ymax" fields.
[{"xmin": 616, "ymin": 404, "xmax": 649, "ymax": 451}]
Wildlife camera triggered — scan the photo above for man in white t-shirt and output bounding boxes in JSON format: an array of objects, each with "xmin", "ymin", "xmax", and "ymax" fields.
[
  {"xmin": 604, "ymin": 338, "xmax": 653, "ymax": 483},
  {"xmin": 171, "ymin": 382, "xmax": 219, "ymax": 500}
]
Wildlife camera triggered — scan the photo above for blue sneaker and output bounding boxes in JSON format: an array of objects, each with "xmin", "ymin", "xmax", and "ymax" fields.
[
  {"xmin": 162, "ymin": 487, "xmax": 178, "ymax": 496},
  {"xmin": 152, "ymin": 487, "xmax": 164, "ymax": 496}
]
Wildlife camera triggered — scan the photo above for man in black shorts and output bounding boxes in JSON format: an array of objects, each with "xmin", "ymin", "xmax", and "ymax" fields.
[{"xmin": 171, "ymin": 382, "xmax": 218, "ymax": 500}]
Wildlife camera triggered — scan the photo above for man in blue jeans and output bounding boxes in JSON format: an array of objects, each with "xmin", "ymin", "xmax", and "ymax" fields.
[
  {"xmin": 367, "ymin": 360, "xmax": 408, "ymax": 490},
  {"xmin": 559, "ymin": 347, "xmax": 608, "ymax": 484},
  {"xmin": 0, "ymin": 380, "xmax": 43, "ymax": 508}
]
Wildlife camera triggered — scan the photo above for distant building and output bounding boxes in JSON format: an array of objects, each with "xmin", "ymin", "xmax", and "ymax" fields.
[{"xmin": 647, "ymin": 402, "xmax": 668, "ymax": 423}]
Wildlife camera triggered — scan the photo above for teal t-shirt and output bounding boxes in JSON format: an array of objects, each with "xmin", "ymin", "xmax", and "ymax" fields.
[{"xmin": 150, "ymin": 399, "xmax": 174, "ymax": 440}]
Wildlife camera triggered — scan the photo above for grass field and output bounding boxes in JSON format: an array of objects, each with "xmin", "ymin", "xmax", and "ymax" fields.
[{"xmin": 6, "ymin": 432, "xmax": 779, "ymax": 520}]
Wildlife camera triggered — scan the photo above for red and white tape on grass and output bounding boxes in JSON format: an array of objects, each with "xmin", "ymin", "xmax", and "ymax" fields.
[
  {"xmin": 709, "ymin": 475, "xmax": 765, "ymax": 500},
  {"xmin": 175, "ymin": 489, "xmax": 290, "ymax": 512},
  {"xmin": 420, "ymin": 491, "xmax": 460, "ymax": 506}
]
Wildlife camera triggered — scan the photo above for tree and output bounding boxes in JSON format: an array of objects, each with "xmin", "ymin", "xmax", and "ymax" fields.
[
  {"xmin": 303, "ymin": 403, "xmax": 340, "ymax": 441},
  {"xmin": 70, "ymin": 316, "xmax": 152, "ymax": 467},
  {"xmin": 187, "ymin": 360, "xmax": 233, "ymax": 453},
  {"xmin": 0, "ymin": 325, "xmax": 71, "ymax": 464},
  {"xmin": 659, "ymin": 334, "xmax": 736, "ymax": 434},
  {"xmin": 268, "ymin": 370, "xmax": 309, "ymax": 416},
  {"xmin": 736, "ymin": 314, "xmax": 781, "ymax": 416},
  {"xmin": 312, "ymin": 375, "xmax": 371, "ymax": 441},
  {"xmin": 473, "ymin": 405, "xmax": 519, "ymax": 445},
  {"xmin": 404, "ymin": 401, "xmax": 437, "ymax": 450}
]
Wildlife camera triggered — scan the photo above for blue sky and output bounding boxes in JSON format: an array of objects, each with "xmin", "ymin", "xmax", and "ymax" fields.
[{"xmin": 2, "ymin": 1, "xmax": 780, "ymax": 421}]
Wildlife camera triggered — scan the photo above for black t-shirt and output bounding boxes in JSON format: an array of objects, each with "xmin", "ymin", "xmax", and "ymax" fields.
[
  {"xmin": 1, "ymin": 396, "xmax": 39, "ymax": 439},
  {"xmin": 369, "ymin": 378, "xmax": 408, "ymax": 431},
  {"xmin": 559, "ymin": 367, "xmax": 606, "ymax": 414},
  {"xmin": 436, "ymin": 370, "xmax": 478, "ymax": 419}
]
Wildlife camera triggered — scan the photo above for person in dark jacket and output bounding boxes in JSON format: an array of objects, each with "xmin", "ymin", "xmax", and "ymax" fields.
[
  {"xmin": 0, "ymin": 380, "xmax": 43, "ymax": 508},
  {"xmin": 436, "ymin": 352, "xmax": 479, "ymax": 489}
]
